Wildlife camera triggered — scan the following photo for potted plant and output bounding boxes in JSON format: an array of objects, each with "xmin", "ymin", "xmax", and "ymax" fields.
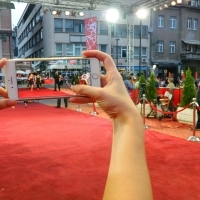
[
  {"xmin": 146, "ymin": 73, "xmax": 157, "ymax": 103},
  {"xmin": 177, "ymin": 68, "xmax": 197, "ymax": 124}
]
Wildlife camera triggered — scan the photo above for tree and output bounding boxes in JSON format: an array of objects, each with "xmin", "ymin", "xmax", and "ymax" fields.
[
  {"xmin": 139, "ymin": 74, "xmax": 146, "ymax": 99},
  {"xmin": 179, "ymin": 68, "xmax": 196, "ymax": 107},
  {"xmin": 146, "ymin": 73, "xmax": 157, "ymax": 102}
]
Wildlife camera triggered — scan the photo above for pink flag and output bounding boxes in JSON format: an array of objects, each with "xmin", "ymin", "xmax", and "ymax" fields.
[{"xmin": 84, "ymin": 17, "xmax": 97, "ymax": 50}]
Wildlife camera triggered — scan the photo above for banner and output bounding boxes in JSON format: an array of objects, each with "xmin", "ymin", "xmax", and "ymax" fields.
[{"xmin": 84, "ymin": 17, "xmax": 97, "ymax": 50}]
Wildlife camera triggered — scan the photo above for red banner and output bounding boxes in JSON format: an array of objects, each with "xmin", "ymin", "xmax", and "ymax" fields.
[{"xmin": 84, "ymin": 17, "xmax": 97, "ymax": 50}]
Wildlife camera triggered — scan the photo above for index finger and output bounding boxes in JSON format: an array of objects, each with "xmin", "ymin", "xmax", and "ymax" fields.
[
  {"xmin": 82, "ymin": 50, "xmax": 119, "ymax": 74},
  {"xmin": 0, "ymin": 58, "xmax": 7, "ymax": 68}
]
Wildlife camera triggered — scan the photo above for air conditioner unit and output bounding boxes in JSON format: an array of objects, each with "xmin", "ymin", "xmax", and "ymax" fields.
[{"xmin": 141, "ymin": 58, "xmax": 148, "ymax": 63}]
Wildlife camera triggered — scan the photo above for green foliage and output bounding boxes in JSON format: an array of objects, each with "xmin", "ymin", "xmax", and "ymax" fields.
[
  {"xmin": 146, "ymin": 74, "xmax": 157, "ymax": 102},
  {"xmin": 139, "ymin": 74, "xmax": 146, "ymax": 90},
  {"xmin": 139, "ymin": 74, "xmax": 146, "ymax": 99},
  {"xmin": 179, "ymin": 68, "xmax": 196, "ymax": 107}
]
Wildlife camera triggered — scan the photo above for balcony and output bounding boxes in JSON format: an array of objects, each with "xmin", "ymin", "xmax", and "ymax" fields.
[{"xmin": 180, "ymin": 51, "xmax": 200, "ymax": 60}]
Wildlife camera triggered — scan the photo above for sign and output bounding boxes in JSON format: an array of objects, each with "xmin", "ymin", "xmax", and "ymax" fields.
[{"xmin": 84, "ymin": 17, "xmax": 97, "ymax": 50}]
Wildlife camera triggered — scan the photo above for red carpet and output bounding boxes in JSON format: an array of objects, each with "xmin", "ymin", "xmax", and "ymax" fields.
[
  {"xmin": 0, "ymin": 103, "xmax": 200, "ymax": 200},
  {"xmin": 18, "ymin": 88, "xmax": 74, "ymax": 99}
]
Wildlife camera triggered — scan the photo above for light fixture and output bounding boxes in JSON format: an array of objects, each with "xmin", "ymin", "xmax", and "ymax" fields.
[
  {"xmin": 70, "ymin": 10, "xmax": 76, "ymax": 18},
  {"xmin": 164, "ymin": 4, "xmax": 169, "ymax": 8},
  {"xmin": 56, "ymin": 9, "xmax": 62, "ymax": 16},
  {"xmin": 42, "ymin": 7, "xmax": 48, "ymax": 15},
  {"xmin": 171, "ymin": 1, "xmax": 176, "ymax": 5},
  {"xmin": 79, "ymin": 11, "xmax": 84, "ymax": 16},
  {"xmin": 65, "ymin": 10, "xmax": 70, "ymax": 16},
  {"xmin": 51, "ymin": 10, "xmax": 57, "ymax": 15},
  {"xmin": 136, "ymin": 9, "xmax": 148, "ymax": 19},
  {"xmin": 153, "ymin": 7, "xmax": 157, "ymax": 11},
  {"xmin": 159, "ymin": 6, "xmax": 163, "ymax": 10},
  {"xmin": 177, "ymin": 0, "xmax": 182, "ymax": 3},
  {"xmin": 105, "ymin": 8, "xmax": 119, "ymax": 23}
]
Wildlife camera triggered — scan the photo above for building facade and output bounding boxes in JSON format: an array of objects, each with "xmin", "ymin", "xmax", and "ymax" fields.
[
  {"xmin": 151, "ymin": 0, "xmax": 200, "ymax": 82},
  {"xmin": 17, "ymin": 3, "xmax": 150, "ymax": 77}
]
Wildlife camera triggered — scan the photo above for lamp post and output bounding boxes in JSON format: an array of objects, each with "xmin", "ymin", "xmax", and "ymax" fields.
[
  {"xmin": 139, "ymin": 19, "xmax": 142, "ymax": 75},
  {"xmin": 116, "ymin": 38, "xmax": 120, "ymax": 69},
  {"xmin": 136, "ymin": 9, "xmax": 148, "ymax": 76}
]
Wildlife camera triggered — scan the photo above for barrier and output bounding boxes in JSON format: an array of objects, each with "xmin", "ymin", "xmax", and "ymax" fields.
[
  {"xmin": 141, "ymin": 95, "xmax": 200, "ymax": 142},
  {"xmin": 131, "ymin": 88, "xmax": 183, "ymax": 106}
]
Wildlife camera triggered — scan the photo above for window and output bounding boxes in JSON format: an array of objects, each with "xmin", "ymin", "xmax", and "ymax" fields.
[
  {"xmin": 170, "ymin": 17, "xmax": 176, "ymax": 29},
  {"xmin": 74, "ymin": 43, "xmax": 86, "ymax": 55},
  {"xmin": 55, "ymin": 43, "xmax": 63, "ymax": 56},
  {"xmin": 193, "ymin": 19, "xmax": 198, "ymax": 30},
  {"xmin": 114, "ymin": 24, "xmax": 127, "ymax": 37},
  {"xmin": 99, "ymin": 44, "xmax": 107, "ymax": 53},
  {"xmin": 99, "ymin": 21, "xmax": 108, "ymax": 35},
  {"xmin": 54, "ymin": 18, "xmax": 63, "ymax": 32},
  {"xmin": 191, "ymin": 0, "xmax": 198, "ymax": 7},
  {"xmin": 115, "ymin": 46, "xmax": 127, "ymax": 58},
  {"xmin": 134, "ymin": 25, "xmax": 148, "ymax": 37},
  {"xmin": 134, "ymin": 47, "xmax": 147, "ymax": 58},
  {"xmin": 65, "ymin": 19, "xmax": 85, "ymax": 33},
  {"xmin": 169, "ymin": 41, "xmax": 175, "ymax": 53},
  {"xmin": 187, "ymin": 18, "xmax": 192, "ymax": 29},
  {"xmin": 157, "ymin": 41, "xmax": 164, "ymax": 52},
  {"xmin": 74, "ymin": 20, "xmax": 85, "ymax": 33},
  {"xmin": 158, "ymin": 15, "xmax": 164, "ymax": 27},
  {"xmin": 66, "ymin": 43, "xmax": 73, "ymax": 56},
  {"xmin": 32, "ymin": 18, "xmax": 35, "ymax": 28},
  {"xmin": 55, "ymin": 43, "xmax": 87, "ymax": 56}
]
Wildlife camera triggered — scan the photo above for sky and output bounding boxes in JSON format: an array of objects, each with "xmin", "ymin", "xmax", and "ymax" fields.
[{"xmin": 11, "ymin": 2, "xmax": 27, "ymax": 27}]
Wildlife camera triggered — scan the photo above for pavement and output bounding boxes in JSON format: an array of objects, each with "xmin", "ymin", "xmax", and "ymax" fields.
[{"xmin": 37, "ymin": 98, "xmax": 200, "ymax": 141}]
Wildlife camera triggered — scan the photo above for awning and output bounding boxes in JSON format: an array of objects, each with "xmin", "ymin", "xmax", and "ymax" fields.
[
  {"xmin": 16, "ymin": 70, "xmax": 27, "ymax": 74},
  {"xmin": 182, "ymin": 39, "xmax": 200, "ymax": 45},
  {"xmin": 152, "ymin": 60, "xmax": 180, "ymax": 67},
  {"xmin": 48, "ymin": 64, "xmax": 66, "ymax": 70}
]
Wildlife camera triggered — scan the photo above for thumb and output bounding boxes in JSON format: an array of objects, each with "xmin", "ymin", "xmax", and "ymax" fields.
[{"xmin": 71, "ymin": 84, "xmax": 101, "ymax": 99}]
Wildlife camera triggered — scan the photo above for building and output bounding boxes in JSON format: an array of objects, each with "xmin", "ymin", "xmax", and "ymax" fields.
[
  {"xmin": 16, "ymin": 3, "xmax": 150, "ymax": 77},
  {"xmin": 150, "ymin": 0, "xmax": 200, "ymax": 82},
  {"xmin": 0, "ymin": 3, "xmax": 14, "ymax": 80}
]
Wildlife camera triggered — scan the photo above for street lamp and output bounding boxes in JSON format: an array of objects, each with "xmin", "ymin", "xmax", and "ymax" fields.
[
  {"xmin": 136, "ymin": 9, "xmax": 148, "ymax": 76},
  {"xmin": 116, "ymin": 38, "xmax": 120, "ymax": 68}
]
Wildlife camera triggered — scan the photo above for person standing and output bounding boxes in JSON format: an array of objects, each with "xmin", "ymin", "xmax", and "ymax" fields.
[
  {"xmin": 55, "ymin": 98, "xmax": 68, "ymax": 108},
  {"xmin": 28, "ymin": 73, "xmax": 34, "ymax": 91},
  {"xmin": 196, "ymin": 81, "xmax": 200, "ymax": 129},
  {"xmin": 35, "ymin": 74, "xmax": 41, "ymax": 90},
  {"xmin": 54, "ymin": 71, "xmax": 59, "ymax": 91},
  {"xmin": 123, "ymin": 76, "xmax": 135, "ymax": 93},
  {"xmin": 58, "ymin": 75, "xmax": 63, "ymax": 91}
]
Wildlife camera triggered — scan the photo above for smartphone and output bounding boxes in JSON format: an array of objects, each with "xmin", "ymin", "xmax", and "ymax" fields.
[{"xmin": 5, "ymin": 57, "xmax": 100, "ymax": 101}]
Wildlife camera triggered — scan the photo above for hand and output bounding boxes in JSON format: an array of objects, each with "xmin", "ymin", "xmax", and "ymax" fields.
[
  {"xmin": 70, "ymin": 51, "xmax": 152, "ymax": 200},
  {"xmin": 70, "ymin": 50, "xmax": 137, "ymax": 120},
  {"xmin": 0, "ymin": 58, "xmax": 17, "ymax": 110}
]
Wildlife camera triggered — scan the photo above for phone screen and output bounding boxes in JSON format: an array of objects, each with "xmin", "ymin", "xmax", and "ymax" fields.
[{"xmin": 12, "ymin": 58, "xmax": 99, "ymax": 100}]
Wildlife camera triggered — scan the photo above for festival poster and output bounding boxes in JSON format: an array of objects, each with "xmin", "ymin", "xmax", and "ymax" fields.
[{"xmin": 84, "ymin": 17, "xmax": 97, "ymax": 50}]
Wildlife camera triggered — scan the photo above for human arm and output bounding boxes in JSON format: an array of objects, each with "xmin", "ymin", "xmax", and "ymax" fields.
[
  {"xmin": 70, "ymin": 50, "xmax": 153, "ymax": 200},
  {"xmin": 0, "ymin": 58, "xmax": 17, "ymax": 110}
]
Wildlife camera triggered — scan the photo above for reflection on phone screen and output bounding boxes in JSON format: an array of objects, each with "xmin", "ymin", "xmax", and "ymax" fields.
[{"xmin": 16, "ymin": 58, "xmax": 92, "ymax": 99}]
